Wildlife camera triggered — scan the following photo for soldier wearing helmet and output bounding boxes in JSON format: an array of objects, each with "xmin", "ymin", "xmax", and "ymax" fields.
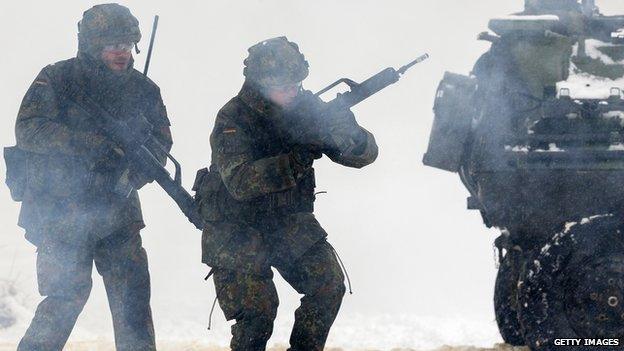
[
  {"xmin": 14, "ymin": 4, "xmax": 172, "ymax": 350},
  {"xmin": 197, "ymin": 36, "xmax": 378, "ymax": 350}
]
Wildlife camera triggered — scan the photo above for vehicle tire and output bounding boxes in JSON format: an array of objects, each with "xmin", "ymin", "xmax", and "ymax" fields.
[
  {"xmin": 517, "ymin": 215, "xmax": 624, "ymax": 351},
  {"xmin": 494, "ymin": 249, "xmax": 526, "ymax": 346}
]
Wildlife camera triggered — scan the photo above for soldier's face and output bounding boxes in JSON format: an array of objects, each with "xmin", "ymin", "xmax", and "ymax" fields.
[
  {"xmin": 266, "ymin": 82, "xmax": 302, "ymax": 108},
  {"xmin": 100, "ymin": 42, "xmax": 134, "ymax": 72}
]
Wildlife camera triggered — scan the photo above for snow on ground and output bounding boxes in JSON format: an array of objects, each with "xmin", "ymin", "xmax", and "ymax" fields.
[
  {"xmin": 0, "ymin": 285, "xmax": 510, "ymax": 351},
  {"xmin": 0, "ymin": 243, "xmax": 506, "ymax": 351},
  {"xmin": 0, "ymin": 342, "xmax": 528, "ymax": 351},
  {"xmin": 0, "ymin": 311, "xmax": 508, "ymax": 351}
]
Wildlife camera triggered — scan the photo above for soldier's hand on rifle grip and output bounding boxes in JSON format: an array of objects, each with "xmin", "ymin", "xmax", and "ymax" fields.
[
  {"xmin": 90, "ymin": 135, "xmax": 126, "ymax": 171},
  {"xmin": 289, "ymin": 145, "xmax": 319, "ymax": 179},
  {"xmin": 320, "ymin": 108, "xmax": 367, "ymax": 153}
]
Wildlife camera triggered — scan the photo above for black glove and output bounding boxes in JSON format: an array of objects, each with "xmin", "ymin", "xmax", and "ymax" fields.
[
  {"xmin": 82, "ymin": 134, "xmax": 134, "ymax": 197},
  {"xmin": 320, "ymin": 109, "xmax": 367, "ymax": 152},
  {"xmin": 91, "ymin": 137, "xmax": 126, "ymax": 172},
  {"xmin": 289, "ymin": 145, "xmax": 321, "ymax": 179}
]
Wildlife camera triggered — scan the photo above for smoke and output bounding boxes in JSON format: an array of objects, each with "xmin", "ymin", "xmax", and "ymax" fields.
[
  {"xmin": 0, "ymin": 281, "xmax": 17, "ymax": 330},
  {"xmin": 0, "ymin": 248, "xmax": 21, "ymax": 331}
]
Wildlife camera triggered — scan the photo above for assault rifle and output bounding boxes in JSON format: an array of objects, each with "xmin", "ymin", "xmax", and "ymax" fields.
[
  {"xmin": 64, "ymin": 86, "xmax": 205, "ymax": 230},
  {"xmin": 314, "ymin": 53, "xmax": 430, "ymax": 109},
  {"xmin": 284, "ymin": 53, "xmax": 429, "ymax": 151}
]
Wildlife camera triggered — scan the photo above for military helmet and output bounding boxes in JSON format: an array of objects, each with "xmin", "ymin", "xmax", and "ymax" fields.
[
  {"xmin": 243, "ymin": 37, "xmax": 309, "ymax": 88},
  {"xmin": 78, "ymin": 3, "xmax": 141, "ymax": 56}
]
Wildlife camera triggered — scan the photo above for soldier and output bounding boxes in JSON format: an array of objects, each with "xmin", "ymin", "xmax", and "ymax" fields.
[
  {"xmin": 197, "ymin": 37, "xmax": 378, "ymax": 350},
  {"xmin": 14, "ymin": 4, "xmax": 172, "ymax": 351}
]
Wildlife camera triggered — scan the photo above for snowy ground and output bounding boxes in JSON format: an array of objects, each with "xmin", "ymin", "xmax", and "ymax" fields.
[
  {"xmin": 0, "ymin": 322, "xmax": 511, "ymax": 351},
  {"xmin": 1, "ymin": 309, "xmax": 514, "ymax": 351},
  {"xmin": 0, "ymin": 344, "xmax": 528, "ymax": 351},
  {"xmin": 0, "ymin": 278, "xmax": 519, "ymax": 351}
]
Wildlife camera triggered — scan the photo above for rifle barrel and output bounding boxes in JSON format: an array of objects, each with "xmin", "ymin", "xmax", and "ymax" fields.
[{"xmin": 398, "ymin": 53, "xmax": 430, "ymax": 75}]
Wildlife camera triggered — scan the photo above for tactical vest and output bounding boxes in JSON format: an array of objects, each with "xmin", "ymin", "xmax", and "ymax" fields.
[
  {"xmin": 194, "ymin": 96, "xmax": 316, "ymax": 223},
  {"xmin": 10, "ymin": 57, "xmax": 169, "ymax": 243},
  {"xmin": 15, "ymin": 59, "xmax": 164, "ymax": 200}
]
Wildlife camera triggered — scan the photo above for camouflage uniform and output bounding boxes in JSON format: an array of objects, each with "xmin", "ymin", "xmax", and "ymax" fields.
[
  {"xmin": 198, "ymin": 37, "xmax": 378, "ymax": 351},
  {"xmin": 14, "ymin": 4, "xmax": 172, "ymax": 351}
]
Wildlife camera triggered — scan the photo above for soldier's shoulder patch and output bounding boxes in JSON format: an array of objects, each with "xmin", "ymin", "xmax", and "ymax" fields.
[{"xmin": 217, "ymin": 126, "xmax": 248, "ymax": 155}]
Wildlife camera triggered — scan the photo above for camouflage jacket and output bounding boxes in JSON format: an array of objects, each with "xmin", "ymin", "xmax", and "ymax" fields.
[
  {"xmin": 15, "ymin": 56, "xmax": 172, "ymax": 246},
  {"xmin": 210, "ymin": 83, "xmax": 378, "ymax": 215},
  {"xmin": 202, "ymin": 83, "xmax": 377, "ymax": 270}
]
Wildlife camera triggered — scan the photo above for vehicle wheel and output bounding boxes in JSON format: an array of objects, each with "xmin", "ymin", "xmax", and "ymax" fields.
[
  {"xmin": 517, "ymin": 215, "xmax": 624, "ymax": 351},
  {"xmin": 494, "ymin": 248, "xmax": 525, "ymax": 346}
]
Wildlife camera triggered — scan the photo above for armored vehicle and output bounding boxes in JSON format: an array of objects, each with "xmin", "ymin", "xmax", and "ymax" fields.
[{"xmin": 424, "ymin": 1, "xmax": 624, "ymax": 349}]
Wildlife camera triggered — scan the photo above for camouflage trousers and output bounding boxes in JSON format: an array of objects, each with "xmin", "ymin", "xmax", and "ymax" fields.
[
  {"xmin": 18, "ymin": 229, "xmax": 155, "ymax": 351},
  {"xmin": 212, "ymin": 237, "xmax": 346, "ymax": 351}
]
